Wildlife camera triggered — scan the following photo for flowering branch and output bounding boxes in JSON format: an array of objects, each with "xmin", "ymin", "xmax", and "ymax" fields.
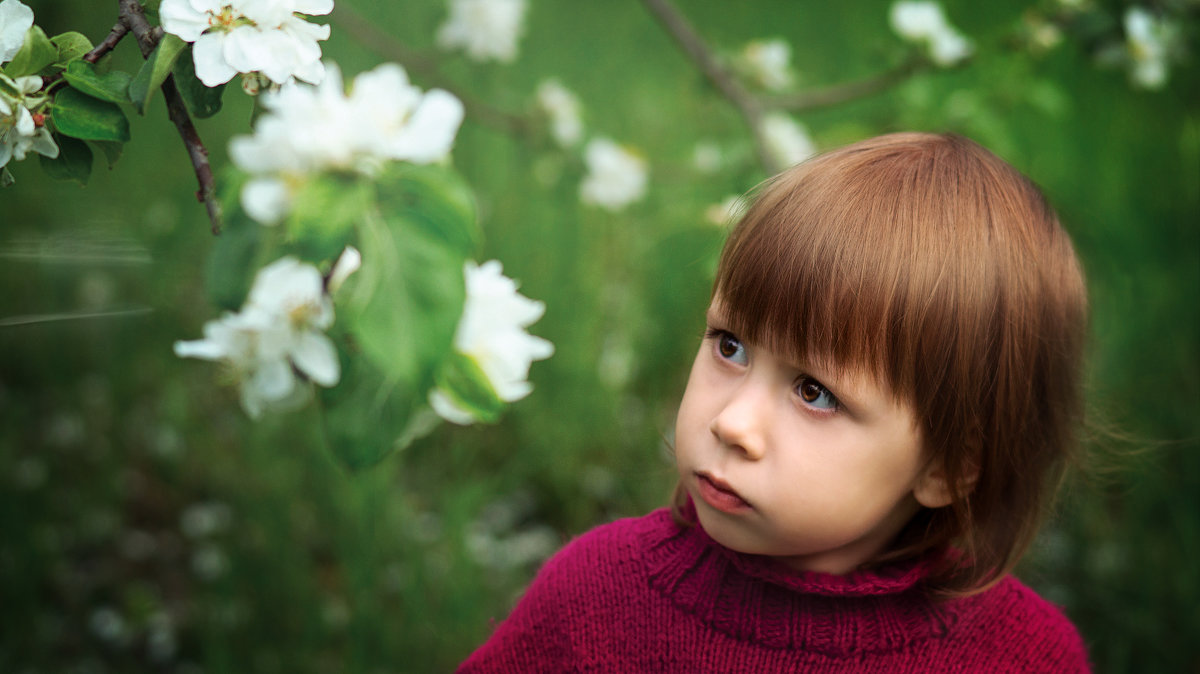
[
  {"xmin": 638, "ymin": 0, "xmax": 778, "ymax": 172},
  {"xmin": 329, "ymin": 3, "xmax": 529, "ymax": 136},
  {"xmin": 118, "ymin": 0, "xmax": 222, "ymax": 234},
  {"xmin": 763, "ymin": 55, "xmax": 926, "ymax": 112},
  {"xmin": 640, "ymin": 0, "xmax": 928, "ymax": 173}
]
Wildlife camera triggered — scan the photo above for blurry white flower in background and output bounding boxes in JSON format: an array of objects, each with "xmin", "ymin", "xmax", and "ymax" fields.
[
  {"xmin": 889, "ymin": 0, "xmax": 973, "ymax": 66},
  {"xmin": 0, "ymin": 0, "xmax": 34, "ymax": 64},
  {"xmin": 437, "ymin": 0, "xmax": 528, "ymax": 63},
  {"xmin": 1124, "ymin": 7, "xmax": 1172, "ymax": 89},
  {"xmin": 229, "ymin": 63, "xmax": 463, "ymax": 224},
  {"xmin": 738, "ymin": 39, "xmax": 795, "ymax": 91},
  {"xmin": 691, "ymin": 140, "xmax": 723, "ymax": 173},
  {"xmin": 174, "ymin": 256, "xmax": 348, "ymax": 418},
  {"xmin": 430, "ymin": 260, "xmax": 554, "ymax": 425},
  {"xmin": 0, "ymin": 74, "xmax": 58, "ymax": 170},
  {"xmin": 762, "ymin": 113, "xmax": 816, "ymax": 167},
  {"xmin": 536, "ymin": 79, "xmax": 583, "ymax": 148},
  {"xmin": 160, "ymin": 0, "xmax": 333, "ymax": 87},
  {"xmin": 579, "ymin": 138, "xmax": 648, "ymax": 211},
  {"xmin": 705, "ymin": 194, "xmax": 748, "ymax": 226}
]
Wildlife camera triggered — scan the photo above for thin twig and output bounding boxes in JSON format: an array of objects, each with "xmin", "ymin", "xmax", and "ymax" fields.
[
  {"xmin": 764, "ymin": 56, "xmax": 926, "ymax": 112},
  {"xmin": 639, "ymin": 0, "xmax": 779, "ymax": 173},
  {"xmin": 83, "ymin": 21, "xmax": 130, "ymax": 64},
  {"xmin": 330, "ymin": 4, "xmax": 530, "ymax": 136},
  {"xmin": 118, "ymin": 0, "xmax": 222, "ymax": 235}
]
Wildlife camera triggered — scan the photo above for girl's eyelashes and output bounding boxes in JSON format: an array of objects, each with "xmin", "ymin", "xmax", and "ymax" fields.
[
  {"xmin": 796, "ymin": 376, "xmax": 839, "ymax": 412},
  {"xmin": 706, "ymin": 328, "xmax": 748, "ymax": 366}
]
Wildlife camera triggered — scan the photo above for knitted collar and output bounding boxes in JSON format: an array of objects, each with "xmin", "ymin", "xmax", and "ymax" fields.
[{"xmin": 641, "ymin": 509, "xmax": 967, "ymax": 656}]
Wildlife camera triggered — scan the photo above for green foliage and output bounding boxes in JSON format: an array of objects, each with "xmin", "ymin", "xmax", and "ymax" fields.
[
  {"xmin": 50, "ymin": 86, "xmax": 131, "ymax": 142},
  {"xmin": 37, "ymin": 133, "xmax": 92, "ymax": 184},
  {"xmin": 61, "ymin": 60, "xmax": 132, "ymax": 104},
  {"xmin": 3, "ymin": 25, "xmax": 56, "ymax": 77},
  {"xmin": 128, "ymin": 34, "xmax": 187, "ymax": 114},
  {"xmin": 172, "ymin": 45, "xmax": 225, "ymax": 118},
  {"xmin": 49, "ymin": 31, "xmax": 94, "ymax": 68},
  {"xmin": 435, "ymin": 352, "xmax": 505, "ymax": 424}
]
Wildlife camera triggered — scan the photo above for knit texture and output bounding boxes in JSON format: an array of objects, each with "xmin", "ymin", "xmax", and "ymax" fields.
[{"xmin": 457, "ymin": 508, "xmax": 1090, "ymax": 673}]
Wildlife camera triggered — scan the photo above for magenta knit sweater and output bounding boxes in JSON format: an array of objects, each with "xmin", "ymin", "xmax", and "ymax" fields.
[{"xmin": 458, "ymin": 508, "xmax": 1089, "ymax": 673}]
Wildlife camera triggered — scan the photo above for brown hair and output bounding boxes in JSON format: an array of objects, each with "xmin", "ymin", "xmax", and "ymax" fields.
[{"xmin": 675, "ymin": 132, "xmax": 1088, "ymax": 596}]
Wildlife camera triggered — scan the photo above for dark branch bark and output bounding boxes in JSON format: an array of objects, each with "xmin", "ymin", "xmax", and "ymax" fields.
[
  {"xmin": 83, "ymin": 21, "xmax": 130, "ymax": 64},
  {"xmin": 118, "ymin": 0, "xmax": 222, "ymax": 235}
]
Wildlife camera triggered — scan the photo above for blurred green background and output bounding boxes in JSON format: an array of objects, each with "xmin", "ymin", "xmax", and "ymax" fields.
[{"xmin": 2, "ymin": 0, "xmax": 1197, "ymax": 672}]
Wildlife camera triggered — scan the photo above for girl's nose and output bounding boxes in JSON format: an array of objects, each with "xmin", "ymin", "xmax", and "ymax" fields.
[{"xmin": 709, "ymin": 384, "xmax": 767, "ymax": 460}]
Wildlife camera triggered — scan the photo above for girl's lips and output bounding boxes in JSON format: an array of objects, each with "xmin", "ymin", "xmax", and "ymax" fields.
[{"xmin": 695, "ymin": 472, "xmax": 752, "ymax": 513}]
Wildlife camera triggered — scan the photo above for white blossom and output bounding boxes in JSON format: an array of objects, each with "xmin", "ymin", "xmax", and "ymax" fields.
[
  {"xmin": 579, "ymin": 137, "xmax": 648, "ymax": 211},
  {"xmin": 437, "ymin": 0, "xmax": 528, "ymax": 63},
  {"xmin": 1124, "ymin": 7, "xmax": 1172, "ymax": 90},
  {"xmin": 762, "ymin": 113, "xmax": 816, "ymax": 167},
  {"xmin": 0, "ymin": 0, "xmax": 33, "ymax": 65},
  {"xmin": 691, "ymin": 140, "xmax": 722, "ymax": 173},
  {"xmin": 174, "ymin": 257, "xmax": 342, "ymax": 418},
  {"xmin": 889, "ymin": 0, "xmax": 973, "ymax": 66},
  {"xmin": 536, "ymin": 79, "xmax": 583, "ymax": 148},
  {"xmin": 705, "ymin": 194, "xmax": 747, "ymax": 226},
  {"xmin": 229, "ymin": 62, "xmax": 463, "ymax": 223},
  {"xmin": 739, "ymin": 39, "xmax": 794, "ymax": 91},
  {"xmin": 0, "ymin": 74, "xmax": 57, "ymax": 169},
  {"xmin": 159, "ymin": 0, "xmax": 333, "ymax": 87},
  {"xmin": 430, "ymin": 260, "xmax": 553, "ymax": 425}
]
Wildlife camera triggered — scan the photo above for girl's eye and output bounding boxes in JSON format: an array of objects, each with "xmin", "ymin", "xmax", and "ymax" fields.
[
  {"xmin": 797, "ymin": 376, "xmax": 839, "ymax": 411},
  {"xmin": 708, "ymin": 329, "xmax": 748, "ymax": 365}
]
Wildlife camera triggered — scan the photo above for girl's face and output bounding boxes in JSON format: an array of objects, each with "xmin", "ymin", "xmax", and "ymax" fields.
[{"xmin": 674, "ymin": 300, "xmax": 941, "ymax": 575}]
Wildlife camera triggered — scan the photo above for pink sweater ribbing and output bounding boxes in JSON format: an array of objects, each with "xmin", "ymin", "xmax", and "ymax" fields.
[{"xmin": 458, "ymin": 508, "xmax": 1090, "ymax": 673}]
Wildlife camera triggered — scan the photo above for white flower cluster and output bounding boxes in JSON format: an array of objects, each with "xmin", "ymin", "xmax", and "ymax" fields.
[
  {"xmin": 437, "ymin": 0, "xmax": 528, "ymax": 63},
  {"xmin": 536, "ymin": 79, "xmax": 583, "ymax": 148},
  {"xmin": 159, "ymin": 0, "xmax": 333, "ymax": 87},
  {"xmin": 174, "ymin": 254, "xmax": 356, "ymax": 418},
  {"xmin": 0, "ymin": 0, "xmax": 57, "ymax": 170},
  {"xmin": 431, "ymin": 260, "xmax": 554, "ymax": 425},
  {"xmin": 762, "ymin": 113, "xmax": 817, "ymax": 168},
  {"xmin": 580, "ymin": 138, "xmax": 648, "ymax": 211},
  {"xmin": 1124, "ymin": 7, "xmax": 1174, "ymax": 90},
  {"xmin": 229, "ymin": 62, "xmax": 464, "ymax": 224},
  {"xmin": 738, "ymin": 39, "xmax": 795, "ymax": 91},
  {"xmin": 889, "ymin": 0, "xmax": 973, "ymax": 67}
]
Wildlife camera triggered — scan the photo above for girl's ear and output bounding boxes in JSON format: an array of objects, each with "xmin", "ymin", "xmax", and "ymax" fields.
[{"xmin": 913, "ymin": 459, "xmax": 978, "ymax": 509}]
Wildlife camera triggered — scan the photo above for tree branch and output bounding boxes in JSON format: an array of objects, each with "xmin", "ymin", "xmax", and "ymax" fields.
[
  {"xmin": 639, "ymin": 0, "xmax": 779, "ymax": 173},
  {"xmin": 83, "ymin": 21, "xmax": 130, "ymax": 64},
  {"xmin": 764, "ymin": 56, "xmax": 927, "ymax": 112},
  {"xmin": 329, "ymin": 4, "xmax": 530, "ymax": 136},
  {"xmin": 118, "ymin": 0, "xmax": 222, "ymax": 235}
]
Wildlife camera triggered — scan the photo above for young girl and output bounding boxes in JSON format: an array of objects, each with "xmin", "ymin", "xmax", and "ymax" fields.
[{"xmin": 458, "ymin": 132, "xmax": 1091, "ymax": 672}]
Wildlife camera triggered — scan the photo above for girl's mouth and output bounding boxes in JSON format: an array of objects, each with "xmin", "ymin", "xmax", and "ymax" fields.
[{"xmin": 696, "ymin": 472, "xmax": 752, "ymax": 513}]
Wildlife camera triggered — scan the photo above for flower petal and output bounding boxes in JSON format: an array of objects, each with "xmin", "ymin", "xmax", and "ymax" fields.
[
  {"xmin": 290, "ymin": 330, "xmax": 339, "ymax": 386},
  {"xmin": 192, "ymin": 33, "xmax": 238, "ymax": 86}
]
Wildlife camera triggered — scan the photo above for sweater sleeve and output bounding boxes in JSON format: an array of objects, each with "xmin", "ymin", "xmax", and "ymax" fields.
[{"xmin": 455, "ymin": 523, "xmax": 618, "ymax": 673}]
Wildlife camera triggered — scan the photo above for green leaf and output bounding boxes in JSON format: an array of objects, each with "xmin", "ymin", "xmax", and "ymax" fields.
[
  {"xmin": 38, "ymin": 133, "xmax": 93, "ymax": 185},
  {"xmin": 51, "ymin": 31, "xmax": 94, "ymax": 66},
  {"xmin": 284, "ymin": 174, "xmax": 371, "ymax": 262},
  {"xmin": 5, "ymin": 26, "xmax": 57, "ymax": 77},
  {"xmin": 89, "ymin": 140, "xmax": 124, "ymax": 170},
  {"xmin": 348, "ymin": 209, "xmax": 465, "ymax": 400},
  {"xmin": 172, "ymin": 46, "xmax": 225, "ymax": 118},
  {"xmin": 51, "ymin": 87, "xmax": 131, "ymax": 142},
  {"xmin": 375, "ymin": 164, "xmax": 481, "ymax": 257},
  {"xmin": 1, "ymin": 167, "xmax": 14, "ymax": 188},
  {"xmin": 61, "ymin": 60, "xmax": 132, "ymax": 104},
  {"xmin": 434, "ymin": 352, "xmax": 504, "ymax": 424},
  {"xmin": 128, "ymin": 34, "xmax": 187, "ymax": 114},
  {"xmin": 317, "ymin": 356, "xmax": 427, "ymax": 471},
  {"xmin": 204, "ymin": 217, "xmax": 263, "ymax": 311}
]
